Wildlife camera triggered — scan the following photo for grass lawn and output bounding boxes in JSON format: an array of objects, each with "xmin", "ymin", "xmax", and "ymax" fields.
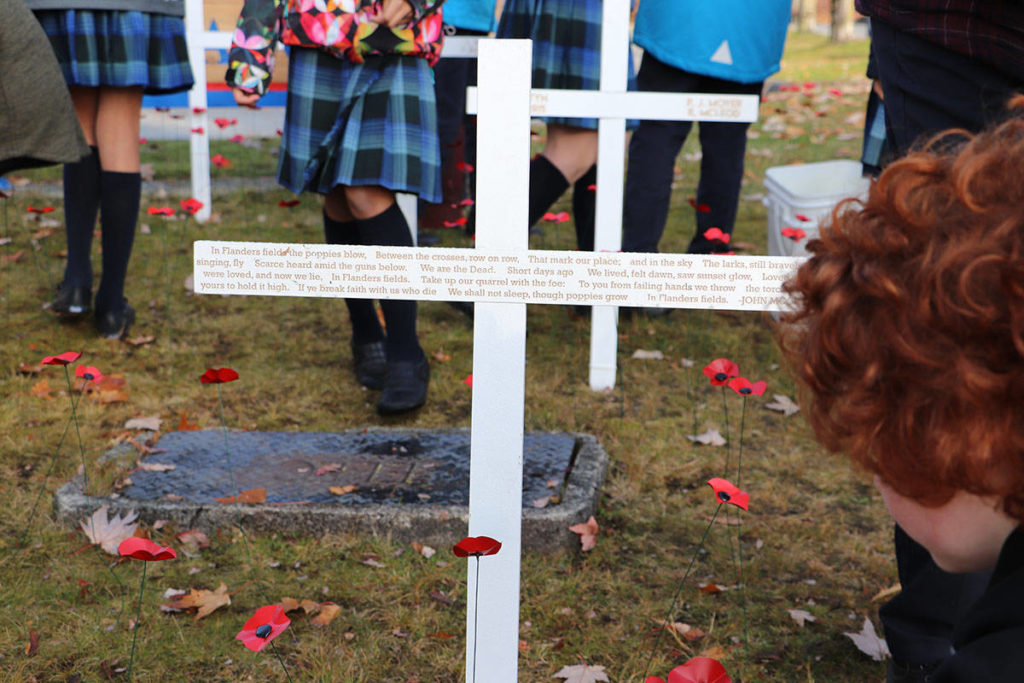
[{"xmin": 0, "ymin": 31, "xmax": 891, "ymax": 682}]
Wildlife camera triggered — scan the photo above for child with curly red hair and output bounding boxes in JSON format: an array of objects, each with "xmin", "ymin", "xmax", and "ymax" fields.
[{"xmin": 779, "ymin": 106, "xmax": 1024, "ymax": 680}]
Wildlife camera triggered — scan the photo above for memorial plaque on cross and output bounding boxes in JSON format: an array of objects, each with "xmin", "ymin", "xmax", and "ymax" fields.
[{"xmin": 193, "ymin": 40, "xmax": 802, "ymax": 683}]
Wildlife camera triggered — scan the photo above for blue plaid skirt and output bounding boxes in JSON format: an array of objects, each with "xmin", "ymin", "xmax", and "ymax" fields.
[
  {"xmin": 497, "ymin": 0, "xmax": 636, "ymax": 129},
  {"xmin": 279, "ymin": 48, "xmax": 442, "ymax": 203},
  {"xmin": 33, "ymin": 10, "xmax": 193, "ymax": 95}
]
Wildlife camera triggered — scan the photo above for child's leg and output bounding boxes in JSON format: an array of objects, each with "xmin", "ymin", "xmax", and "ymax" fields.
[
  {"xmin": 571, "ymin": 164, "xmax": 597, "ymax": 251},
  {"xmin": 93, "ymin": 86, "xmax": 143, "ymax": 334},
  {"xmin": 55, "ymin": 87, "xmax": 101, "ymax": 315},
  {"xmin": 345, "ymin": 185, "xmax": 422, "ymax": 363},
  {"xmin": 530, "ymin": 124, "xmax": 598, "ymax": 229},
  {"xmin": 323, "ymin": 187, "xmax": 385, "ymax": 347}
]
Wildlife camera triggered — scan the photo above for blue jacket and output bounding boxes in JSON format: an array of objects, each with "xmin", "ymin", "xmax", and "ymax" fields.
[
  {"xmin": 634, "ymin": 0, "xmax": 790, "ymax": 84},
  {"xmin": 443, "ymin": 0, "xmax": 496, "ymax": 33}
]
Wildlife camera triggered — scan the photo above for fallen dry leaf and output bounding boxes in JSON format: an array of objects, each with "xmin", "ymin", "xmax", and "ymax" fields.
[
  {"xmin": 25, "ymin": 630, "xmax": 39, "ymax": 656},
  {"xmin": 552, "ymin": 663, "xmax": 609, "ymax": 683},
  {"xmin": 410, "ymin": 541, "xmax": 436, "ymax": 559},
  {"xmin": 844, "ymin": 617, "xmax": 890, "ymax": 661},
  {"xmin": 568, "ymin": 516, "xmax": 598, "ymax": 552},
  {"xmin": 531, "ymin": 496, "xmax": 551, "ymax": 509},
  {"xmin": 433, "ymin": 350, "xmax": 452, "ymax": 362},
  {"xmin": 125, "ymin": 334, "xmax": 156, "ymax": 347},
  {"xmin": 80, "ymin": 506, "xmax": 139, "ymax": 555},
  {"xmin": 215, "ymin": 488, "xmax": 266, "ymax": 504},
  {"xmin": 163, "ymin": 582, "xmax": 232, "ymax": 620},
  {"xmin": 125, "ymin": 416, "xmax": 161, "ymax": 431},
  {"xmin": 316, "ymin": 464, "xmax": 341, "ymax": 476},
  {"xmin": 631, "ymin": 349, "xmax": 664, "ymax": 360},
  {"xmin": 311, "ymin": 603, "xmax": 341, "ymax": 626},
  {"xmin": 329, "ymin": 485, "xmax": 358, "ymax": 496},
  {"xmin": 361, "ymin": 557, "xmax": 386, "ymax": 568},
  {"xmin": 176, "ymin": 529, "xmax": 210, "ymax": 551},
  {"xmin": 135, "ymin": 461, "xmax": 175, "ymax": 472},
  {"xmin": 788, "ymin": 608, "xmax": 817, "ymax": 627},
  {"xmin": 871, "ymin": 583, "xmax": 902, "ymax": 603},
  {"xmin": 29, "ymin": 379, "xmax": 55, "ymax": 399},
  {"xmin": 686, "ymin": 428, "xmax": 727, "ymax": 447},
  {"xmin": 177, "ymin": 412, "xmax": 199, "ymax": 431},
  {"xmin": 1, "ymin": 249, "xmax": 24, "ymax": 264},
  {"xmin": 765, "ymin": 394, "xmax": 800, "ymax": 416},
  {"xmin": 17, "ymin": 362, "xmax": 44, "ymax": 375}
]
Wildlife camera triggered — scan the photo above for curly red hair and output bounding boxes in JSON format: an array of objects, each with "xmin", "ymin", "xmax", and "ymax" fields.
[{"xmin": 779, "ymin": 109, "xmax": 1024, "ymax": 521}]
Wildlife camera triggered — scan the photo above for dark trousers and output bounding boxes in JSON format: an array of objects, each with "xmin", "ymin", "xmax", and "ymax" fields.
[
  {"xmin": 622, "ymin": 54, "xmax": 762, "ymax": 254},
  {"xmin": 870, "ymin": 19, "xmax": 1023, "ymax": 666}
]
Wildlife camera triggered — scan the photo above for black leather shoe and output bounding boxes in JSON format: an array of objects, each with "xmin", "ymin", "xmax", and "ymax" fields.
[
  {"xmin": 377, "ymin": 354, "xmax": 429, "ymax": 415},
  {"xmin": 51, "ymin": 283, "xmax": 92, "ymax": 318},
  {"xmin": 95, "ymin": 303, "xmax": 135, "ymax": 339},
  {"xmin": 351, "ymin": 340, "xmax": 386, "ymax": 390}
]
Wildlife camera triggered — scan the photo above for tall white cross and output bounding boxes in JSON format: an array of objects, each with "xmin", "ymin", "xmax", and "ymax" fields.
[{"xmin": 194, "ymin": 39, "xmax": 799, "ymax": 682}]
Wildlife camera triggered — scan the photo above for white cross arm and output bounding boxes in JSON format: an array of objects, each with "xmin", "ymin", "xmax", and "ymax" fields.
[
  {"xmin": 193, "ymin": 241, "xmax": 803, "ymax": 313},
  {"xmin": 466, "ymin": 88, "xmax": 760, "ymax": 123}
]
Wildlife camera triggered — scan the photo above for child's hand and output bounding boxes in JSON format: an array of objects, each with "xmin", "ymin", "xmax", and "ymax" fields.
[
  {"xmin": 233, "ymin": 87, "xmax": 261, "ymax": 109},
  {"xmin": 368, "ymin": 0, "xmax": 414, "ymax": 27}
]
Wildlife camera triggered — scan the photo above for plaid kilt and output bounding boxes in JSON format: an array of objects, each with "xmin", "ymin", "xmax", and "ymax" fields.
[
  {"xmin": 279, "ymin": 48, "xmax": 442, "ymax": 202},
  {"xmin": 33, "ymin": 10, "xmax": 193, "ymax": 95},
  {"xmin": 497, "ymin": 0, "xmax": 635, "ymax": 130}
]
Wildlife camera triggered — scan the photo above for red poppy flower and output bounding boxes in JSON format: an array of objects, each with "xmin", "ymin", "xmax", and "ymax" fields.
[
  {"xmin": 781, "ymin": 227, "xmax": 806, "ymax": 242},
  {"xmin": 542, "ymin": 211, "xmax": 570, "ymax": 223},
  {"xmin": 688, "ymin": 199, "xmax": 711, "ymax": 213},
  {"xmin": 147, "ymin": 207, "xmax": 174, "ymax": 216},
  {"xmin": 192, "ymin": 107, "xmax": 206, "ymax": 114},
  {"xmin": 118, "ymin": 537, "xmax": 177, "ymax": 561},
  {"xmin": 727, "ymin": 376, "xmax": 766, "ymax": 397},
  {"xmin": 459, "ymin": 198, "xmax": 475, "ymax": 207},
  {"xmin": 278, "ymin": 199, "xmax": 300, "ymax": 208},
  {"xmin": 453, "ymin": 536, "xmax": 501, "ymax": 557},
  {"xmin": 138, "ymin": 138, "xmax": 148, "ymax": 145},
  {"xmin": 236, "ymin": 605, "xmax": 290, "ymax": 652},
  {"xmin": 706, "ymin": 478, "xmax": 748, "ymax": 511},
  {"xmin": 645, "ymin": 678, "xmax": 666, "ymax": 683},
  {"xmin": 26, "ymin": 206, "xmax": 55, "ymax": 214},
  {"xmin": 75, "ymin": 365, "xmax": 103, "ymax": 384},
  {"xmin": 702, "ymin": 358, "xmax": 739, "ymax": 386},
  {"xmin": 463, "ymin": 374, "xmax": 473, "ymax": 388},
  {"xmin": 42, "ymin": 351, "xmax": 82, "ymax": 365},
  {"xmin": 200, "ymin": 367, "xmax": 239, "ymax": 384},
  {"xmin": 214, "ymin": 118, "xmax": 237, "ymax": 129},
  {"xmin": 444, "ymin": 217, "xmax": 468, "ymax": 228},
  {"xmin": 230, "ymin": 134, "xmax": 245, "ymax": 143},
  {"xmin": 211, "ymin": 154, "xmax": 232, "ymax": 169},
  {"xmin": 180, "ymin": 198, "xmax": 204, "ymax": 214},
  {"xmin": 275, "ymin": 129, "xmax": 283, "ymax": 136},
  {"xmin": 587, "ymin": 183, "xmax": 597, "ymax": 191},
  {"xmin": 794, "ymin": 213, "xmax": 811, "ymax": 222},
  {"xmin": 828, "ymin": 88, "xmax": 842, "ymax": 97},
  {"xmin": 190, "ymin": 126, "xmax": 205, "ymax": 134},
  {"xmin": 456, "ymin": 161, "xmax": 474, "ymax": 173},
  {"xmin": 667, "ymin": 657, "xmax": 732, "ymax": 683},
  {"xmin": 703, "ymin": 228, "xmax": 730, "ymax": 244}
]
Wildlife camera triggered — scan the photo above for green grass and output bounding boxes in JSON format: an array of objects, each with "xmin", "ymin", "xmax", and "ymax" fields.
[{"xmin": 0, "ymin": 32, "xmax": 889, "ymax": 682}]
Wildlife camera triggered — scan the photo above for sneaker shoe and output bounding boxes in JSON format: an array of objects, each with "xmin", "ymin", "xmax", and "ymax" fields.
[{"xmin": 51, "ymin": 283, "xmax": 92, "ymax": 318}]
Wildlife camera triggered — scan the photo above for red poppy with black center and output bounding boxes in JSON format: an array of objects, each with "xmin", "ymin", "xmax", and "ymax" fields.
[
  {"xmin": 42, "ymin": 351, "xmax": 82, "ymax": 365},
  {"xmin": 200, "ymin": 367, "xmax": 239, "ymax": 384},
  {"xmin": 211, "ymin": 154, "xmax": 232, "ymax": 169},
  {"xmin": 781, "ymin": 227, "xmax": 806, "ymax": 241},
  {"xmin": 727, "ymin": 376, "xmax": 766, "ymax": 396},
  {"xmin": 147, "ymin": 207, "xmax": 174, "ymax": 216},
  {"xmin": 707, "ymin": 478, "xmax": 749, "ymax": 511},
  {"xmin": 453, "ymin": 536, "xmax": 501, "ymax": 557},
  {"xmin": 118, "ymin": 537, "xmax": 177, "ymax": 561},
  {"xmin": 27, "ymin": 206, "xmax": 55, "ymax": 214},
  {"xmin": 75, "ymin": 365, "xmax": 103, "ymax": 384},
  {"xmin": 180, "ymin": 198, "xmax": 203, "ymax": 214},
  {"xmin": 668, "ymin": 657, "xmax": 732, "ymax": 683},
  {"xmin": 236, "ymin": 605, "xmax": 290, "ymax": 652},
  {"xmin": 703, "ymin": 228, "xmax": 730, "ymax": 244},
  {"xmin": 702, "ymin": 358, "xmax": 739, "ymax": 386}
]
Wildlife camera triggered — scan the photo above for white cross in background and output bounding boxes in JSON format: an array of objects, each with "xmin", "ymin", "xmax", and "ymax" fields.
[{"xmin": 194, "ymin": 34, "xmax": 801, "ymax": 681}]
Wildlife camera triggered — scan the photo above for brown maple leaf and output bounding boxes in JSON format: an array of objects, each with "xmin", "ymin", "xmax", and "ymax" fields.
[
  {"xmin": 163, "ymin": 582, "xmax": 231, "ymax": 620},
  {"xmin": 552, "ymin": 663, "xmax": 610, "ymax": 683},
  {"xmin": 311, "ymin": 603, "xmax": 341, "ymax": 626},
  {"xmin": 215, "ymin": 488, "xmax": 266, "ymax": 504},
  {"xmin": 568, "ymin": 516, "xmax": 599, "ymax": 552}
]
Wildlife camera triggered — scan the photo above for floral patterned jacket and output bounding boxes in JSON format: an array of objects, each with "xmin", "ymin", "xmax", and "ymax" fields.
[{"xmin": 227, "ymin": 0, "xmax": 445, "ymax": 96}]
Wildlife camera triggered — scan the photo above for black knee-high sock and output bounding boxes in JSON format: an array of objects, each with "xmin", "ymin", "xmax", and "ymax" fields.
[
  {"xmin": 323, "ymin": 210, "xmax": 384, "ymax": 345},
  {"xmin": 355, "ymin": 203, "xmax": 421, "ymax": 362},
  {"xmin": 62, "ymin": 146, "xmax": 101, "ymax": 288},
  {"xmin": 528, "ymin": 155, "xmax": 570, "ymax": 229},
  {"xmin": 572, "ymin": 164, "xmax": 596, "ymax": 251},
  {"xmin": 94, "ymin": 170, "xmax": 140, "ymax": 314}
]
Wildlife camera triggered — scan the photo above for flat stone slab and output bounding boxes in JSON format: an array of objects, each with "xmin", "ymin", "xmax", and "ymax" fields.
[{"xmin": 54, "ymin": 429, "xmax": 608, "ymax": 552}]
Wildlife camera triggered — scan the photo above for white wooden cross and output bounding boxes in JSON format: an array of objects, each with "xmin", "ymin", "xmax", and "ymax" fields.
[{"xmin": 193, "ymin": 38, "xmax": 801, "ymax": 681}]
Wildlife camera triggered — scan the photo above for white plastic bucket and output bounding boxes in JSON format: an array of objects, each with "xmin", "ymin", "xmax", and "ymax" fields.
[{"xmin": 763, "ymin": 160, "xmax": 870, "ymax": 257}]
